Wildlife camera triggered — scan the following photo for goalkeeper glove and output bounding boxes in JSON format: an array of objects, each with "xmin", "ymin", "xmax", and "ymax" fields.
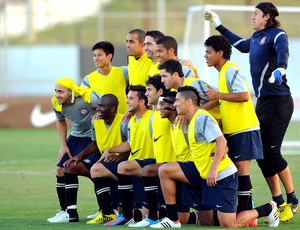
[
  {"xmin": 204, "ymin": 10, "xmax": 222, "ymax": 28},
  {"xmin": 268, "ymin": 68, "xmax": 286, "ymax": 85}
]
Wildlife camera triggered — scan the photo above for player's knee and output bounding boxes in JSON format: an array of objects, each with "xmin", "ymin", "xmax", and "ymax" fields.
[
  {"xmin": 199, "ymin": 210, "xmax": 214, "ymax": 226},
  {"xmin": 273, "ymin": 157, "xmax": 288, "ymax": 174},
  {"xmin": 117, "ymin": 161, "xmax": 133, "ymax": 174},
  {"xmin": 257, "ymin": 159, "xmax": 276, "ymax": 177},
  {"xmin": 56, "ymin": 167, "xmax": 64, "ymax": 176},
  {"xmin": 158, "ymin": 164, "xmax": 169, "ymax": 179},
  {"xmin": 142, "ymin": 165, "xmax": 159, "ymax": 177},
  {"xmin": 90, "ymin": 164, "xmax": 101, "ymax": 178},
  {"xmin": 64, "ymin": 164, "xmax": 79, "ymax": 174}
]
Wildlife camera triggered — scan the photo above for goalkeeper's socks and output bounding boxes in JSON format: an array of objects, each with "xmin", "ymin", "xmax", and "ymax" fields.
[
  {"xmin": 287, "ymin": 191, "xmax": 299, "ymax": 205},
  {"xmin": 272, "ymin": 194, "xmax": 285, "ymax": 206}
]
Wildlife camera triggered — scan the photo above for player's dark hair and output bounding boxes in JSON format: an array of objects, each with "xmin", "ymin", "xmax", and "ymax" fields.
[
  {"xmin": 161, "ymin": 91, "xmax": 177, "ymax": 104},
  {"xmin": 204, "ymin": 35, "xmax": 232, "ymax": 60},
  {"xmin": 177, "ymin": 86, "xmax": 200, "ymax": 106},
  {"xmin": 128, "ymin": 85, "xmax": 148, "ymax": 105},
  {"xmin": 146, "ymin": 74, "xmax": 167, "ymax": 93},
  {"xmin": 158, "ymin": 59, "xmax": 184, "ymax": 78},
  {"xmin": 145, "ymin": 30, "xmax": 165, "ymax": 42},
  {"xmin": 92, "ymin": 41, "xmax": 115, "ymax": 61},
  {"xmin": 256, "ymin": 2, "xmax": 280, "ymax": 28},
  {"xmin": 156, "ymin": 36, "xmax": 178, "ymax": 56},
  {"xmin": 128, "ymin": 29, "xmax": 146, "ymax": 43},
  {"xmin": 102, "ymin": 94, "xmax": 119, "ymax": 110}
]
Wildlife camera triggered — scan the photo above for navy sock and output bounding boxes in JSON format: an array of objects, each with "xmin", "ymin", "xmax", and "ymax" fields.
[
  {"xmin": 64, "ymin": 173, "xmax": 79, "ymax": 207},
  {"xmin": 56, "ymin": 175, "xmax": 67, "ymax": 210},
  {"xmin": 143, "ymin": 176, "xmax": 158, "ymax": 220},
  {"xmin": 93, "ymin": 177, "xmax": 114, "ymax": 215},
  {"xmin": 166, "ymin": 204, "xmax": 178, "ymax": 221},
  {"xmin": 118, "ymin": 173, "xmax": 133, "ymax": 220},
  {"xmin": 237, "ymin": 175, "xmax": 252, "ymax": 212}
]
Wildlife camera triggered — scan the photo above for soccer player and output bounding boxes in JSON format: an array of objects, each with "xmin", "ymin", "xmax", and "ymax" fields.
[
  {"xmin": 129, "ymin": 91, "xmax": 207, "ymax": 227},
  {"xmin": 81, "ymin": 41, "xmax": 128, "ymax": 115},
  {"xmin": 150, "ymin": 86, "xmax": 279, "ymax": 228},
  {"xmin": 204, "ymin": 2, "xmax": 299, "ymax": 221},
  {"xmin": 158, "ymin": 59, "xmax": 220, "ymax": 123},
  {"xmin": 47, "ymin": 78, "xmax": 100, "ymax": 223},
  {"xmin": 101, "ymin": 85, "xmax": 155, "ymax": 226},
  {"xmin": 144, "ymin": 30, "xmax": 165, "ymax": 77},
  {"xmin": 156, "ymin": 36, "xmax": 196, "ymax": 81},
  {"xmin": 127, "ymin": 76, "xmax": 176, "ymax": 227},
  {"xmin": 204, "ymin": 35, "xmax": 264, "ymax": 226},
  {"xmin": 63, "ymin": 94, "xmax": 129, "ymax": 224},
  {"xmin": 126, "ymin": 29, "xmax": 152, "ymax": 86}
]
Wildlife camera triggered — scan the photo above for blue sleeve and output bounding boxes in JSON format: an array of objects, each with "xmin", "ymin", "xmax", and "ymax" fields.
[
  {"xmin": 182, "ymin": 66, "xmax": 195, "ymax": 78},
  {"xmin": 226, "ymin": 67, "xmax": 248, "ymax": 93},
  {"xmin": 91, "ymin": 119, "xmax": 96, "ymax": 141},
  {"xmin": 120, "ymin": 120, "xmax": 129, "ymax": 142},
  {"xmin": 54, "ymin": 110, "xmax": 65, "ymax": 121},
  {"xmin": 216, "ymin": 25, "xmax": 251, "ymax": 53},
  {"xmin": 90, "ymin": 92, "xmax": 101, "ymax": 108},
  {"xmin": 121, "ymin": 66, "xmax": 129, "ymax": 86},
  {"xmin": 274, "ymin": 32, "xmax": 289, "ymax": 69},
  {"xmin": 81, "ymin": 75, "xmax": 90, "ymax": 87},
  {"xmin": 194, "ymin": 114, "xmax": 222, "ymax": 143}
]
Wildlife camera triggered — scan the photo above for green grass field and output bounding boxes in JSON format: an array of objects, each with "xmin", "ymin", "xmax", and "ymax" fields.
[{"xmin": 0, "ymin": 128, "xmax": 299, "ymax": 229}]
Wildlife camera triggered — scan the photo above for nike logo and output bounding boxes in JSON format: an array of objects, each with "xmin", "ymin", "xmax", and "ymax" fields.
[
  {"xmin": 292, "ymin": 205, "xmax": 299, "ymax": 214},
  {"xmin": 0, "ymin": 103, "xmax": 8, "ymax": 112},
  {"xmin": 271, "ymin": 145, "xmax": 276, "ymax": 148},
  {"xmin": 234, "ymin": 155, "xmax": 241, "ymax": 159},
  {"xmin": 30, "ymin": 104, "xmax": 56, "ymax": 127},
  {"xmin": 131, "ymin": 148, "xmax": 141, "ymax": 156},
  {"xmin": 216, "ymin": 205, "xmax": 223, "ymax": 208},
  {"xmin": 154, "ymin": 135, "xmax": 163, "ymax": 142}
]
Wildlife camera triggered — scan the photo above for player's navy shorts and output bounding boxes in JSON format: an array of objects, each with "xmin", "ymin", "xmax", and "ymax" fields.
[
  {"xmin": 132, "ymin": 158, "xmax": 156, "ymax": 208},
  {"xmin": 225, "ymin": 130, "xmax": 263, "ymax": 162},
  {"xmin": 101, "ymin": 159, "xmax": 127, "ymax": 176},
  {"xmin": 57, "ymin": 135, "xmax": 100, "ymax": 170},
  {"xmin": 202, "ymin": 172, "xmax": 238, "ymax": 213},
  {"xmin": 178, "ymin": 161, "xmax": 211, "ymax": 211}
]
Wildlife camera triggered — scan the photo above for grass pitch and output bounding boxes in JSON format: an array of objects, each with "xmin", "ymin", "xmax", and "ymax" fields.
[{"xmin": 0, "ymin": 128, "xmax": 299, "ymax": 229}]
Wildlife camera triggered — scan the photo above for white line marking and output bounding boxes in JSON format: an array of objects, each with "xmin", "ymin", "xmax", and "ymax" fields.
[{"xmin": 0, "ymin": 170, "xmax": 55, "ymax": 175}]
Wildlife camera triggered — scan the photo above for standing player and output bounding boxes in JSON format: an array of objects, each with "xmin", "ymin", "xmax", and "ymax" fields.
[
  {"xmin": 204, "ymin": 2, "xmax": 299, "ymax": 221},
  {"xmin": 126, "ymin": 29, "xmax": 152, "ymax": 86},
  {"xmin": 81, "ymin": 41, "xmax": 128, "ymax": 115},
  {"xmin": 144, "ymin": 30, "xmax": 165, "ymax": 77},
  {"xmin": 47, "ymin": 78, "xmax": 100, "ymax": 223},
  {"xmin": 150, "ymin": 86, "xmax": 279, "ymax": 228},
  {"xmin": 158, "ymin": 59, "xmax": 220, "ymax": 124},
  {"xmin": 156, "ymin": 36, "xmax": 196, "ymax": 82},
  {"xmin": 204, "ymin": 35, "xmax": 263, "ymax": 225}
]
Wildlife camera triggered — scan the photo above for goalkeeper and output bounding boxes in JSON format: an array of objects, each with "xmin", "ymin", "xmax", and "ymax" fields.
[{"xmin": 204, "ymin": 2, "xmax": 299, "ymax": 223}]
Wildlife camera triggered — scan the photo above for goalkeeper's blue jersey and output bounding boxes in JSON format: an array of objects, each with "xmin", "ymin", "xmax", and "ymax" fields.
[{"xmin": 217, "ymin": 25, "xmax": 291, "ymax": 98}]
